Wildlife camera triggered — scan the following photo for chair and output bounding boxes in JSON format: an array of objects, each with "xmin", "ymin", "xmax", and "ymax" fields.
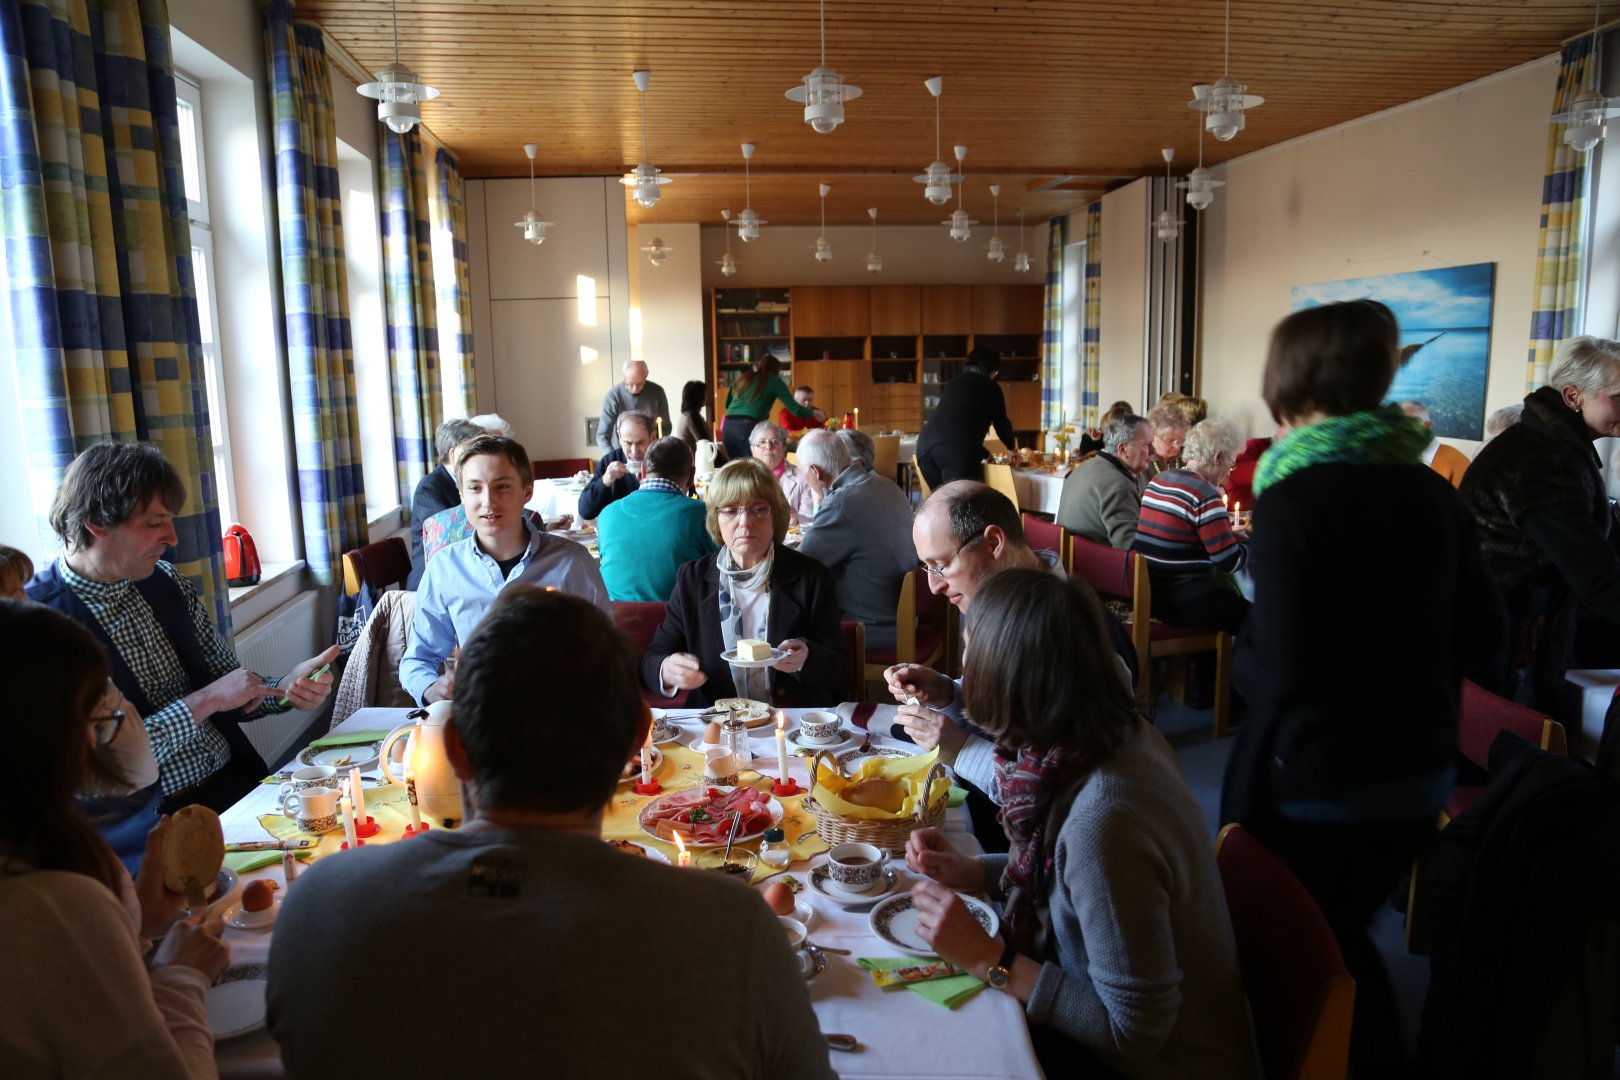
[
  {"xmin": 865, "ymin": 568, "xmax": 950, "ymax": 686},
  {"xmin": 531, "ymin": 457, "xmax": 590, "ymax": 479},
  {"xmin": 839, "ymin": 621, "xmax": 867, "ymax": 702},
  {"xmin": 914, "ymin": 452, "xmax": 933, "ymax": 500},
  {"xmin": 870, "ymin": 434, "xmax": 901, "ymax": 484},
  {"xmin": 330, "ymin": 590, "xmax": 419, "ymax": 729},
  {"xmin": 340, "ymin": 536, "xmax": 411, "ymax": 598},
  {"xmin": 610, "ymin": 601, "xmax": 689, "ymax": 708},
  {"xmin": 1067, "ymin": 535, "xmax": 1233, "ymax": 737},
  {"xmin": 1020, "ymin": 512, "xmax": 1067, "ymax": 564},
  {"xmin": 983, "ymin": 462, "xmax": 1021, "ymax": 508},
  {"xmin": 1216, "ymin": 824, "xmax": 1356, "ymax": 1080}
]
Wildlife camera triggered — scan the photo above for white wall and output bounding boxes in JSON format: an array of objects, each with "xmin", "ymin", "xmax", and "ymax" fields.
[
  {"xmin": 697, "ymin": 224, "xmax": 1049, "ymax": 289},
  {"xmin": 465, "ymin": 177, "xmax": 632, "ymax": 457},
  {"xmin": 1097, "ymin": 181, "xmax": 1148, "ymax": 414},
  {"xmin": 629, "ymin": 223, "xmax": 706, "ymax": 419},
  {"xmin": 1198, "ymin": 57, "xmax": 1558, "ymax": 444}
]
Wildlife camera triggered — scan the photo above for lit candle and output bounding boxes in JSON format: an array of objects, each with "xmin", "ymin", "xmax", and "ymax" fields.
[
  {"xmin": 656, "ymin": 416, "xmax": 664, "ymax": 438},
  {"xmin": 406, "ymin": 768, "xmax": 423, "ymax": 829},
  {"xmin": 853, "ymin": 407, "xmax": 860, "ymax": 429},
  {"xmin": 349, "ymin": 766, "xmax": 366, "ymax": 822},
  {"xmin": 775, "ymin": 712, "xmax": 789, "ymax": 771},
  {"xmin": 340, "ymin": 793, "xmax": 358, "ymax": 848},
  {"xmin": 673, "ymin": 832, "xmax": 690, "ymax": 868},
  {"xmin": 1222, "ymin": 492, "xmax": 1229, "ymax": 512},
  {"xmin": 1233, "ymin": 500, "xmax": 1241, "ymax": 527}
]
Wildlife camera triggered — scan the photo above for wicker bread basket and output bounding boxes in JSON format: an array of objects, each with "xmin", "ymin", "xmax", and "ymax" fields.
[{"xmin": 800, "ymin": 749, "xmax": 949, "ymax": 855}]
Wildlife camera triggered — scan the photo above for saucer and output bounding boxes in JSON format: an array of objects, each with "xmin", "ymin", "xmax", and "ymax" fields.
[
  {"xmin": 809, "ymin": 863, "xmax": 899, "ymax": 904},
  {"xmin": 222, "ymin": 900, "xmax": 278, "ymax": 931},
  {"xmin": 787, "ymin": 728, "xmax": 860, "ymax": 755},
  {"xmin": 207, "ymin": 965, "xmax": 269, "ymax": 1040}
]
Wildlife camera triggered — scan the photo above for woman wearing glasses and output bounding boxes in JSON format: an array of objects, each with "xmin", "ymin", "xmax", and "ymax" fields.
[
  {"xmin": 748, "ymin": 420, "xmax": 816, "ymax": 523},
  {"xmin": 0, "ymin": 600, "xmax": 229, "ymax": 1076},
  {"xmin": 643, "ymin": 459, "xmax": 845, "ymax": 707}
]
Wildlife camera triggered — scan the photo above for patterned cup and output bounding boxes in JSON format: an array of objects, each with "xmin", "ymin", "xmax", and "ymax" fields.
[
  {"xmin": 797, "ymin": 711, "xmax": 842, "ymax": 745},
  {"xmin": 826, "ymin": 841, "xmax": 889, "ymax": 893},
  {"xmin": 278, "ymin": 765, "xmax": 339, "ymax": 801},
  {"xmin": 282, "ymin": 786, "xmax": 341, "ymax": 834}
]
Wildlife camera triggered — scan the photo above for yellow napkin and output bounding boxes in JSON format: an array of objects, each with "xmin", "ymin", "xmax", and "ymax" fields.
[
  {"xmin": 599, "ymin": 744, "xmax": 826, "ymax": 883},
  {"xmin": 811, "ymin": 748, "xmax": 949, "ymax": 820}
]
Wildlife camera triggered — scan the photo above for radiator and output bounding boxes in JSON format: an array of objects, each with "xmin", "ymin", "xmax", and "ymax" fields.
[{"xmin": 235, "ymin": 591, "xmax": 322, "ymax": 767}]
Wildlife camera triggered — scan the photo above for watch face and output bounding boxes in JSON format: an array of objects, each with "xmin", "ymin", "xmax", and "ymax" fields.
[{"xmin": 987, "ymin": 965, "xmax": 1010, "ymax": 989}]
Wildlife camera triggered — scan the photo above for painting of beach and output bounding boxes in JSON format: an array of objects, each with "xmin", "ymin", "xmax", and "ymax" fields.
[{"xmin": 1291, "ymin": 263, "xmax": 1495, "ymax": 440}]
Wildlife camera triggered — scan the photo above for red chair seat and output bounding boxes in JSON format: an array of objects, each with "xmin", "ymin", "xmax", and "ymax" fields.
[
  {"xmin": 1149, "ymin": 621, "xmax": 1216, "ymax": 642},
  {"xmin": 1446, "ymin": 785, "xmax": 1485, "ymax": 821},
  {"xmin": 865, "ymin": 626, "xmax": 946, "ymax": 668},
  {"xmin": 644, "ymin": 688, "xmax": 689, "ymax": 708}
]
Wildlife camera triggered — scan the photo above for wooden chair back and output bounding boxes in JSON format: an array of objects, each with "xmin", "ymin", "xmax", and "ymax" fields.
[
  {"xmin": 1458, "ymin": 680, "xmax": 1567, "ymax": 765},
  {"xmin": 914, "ymin": 452, "xmax": 933, "ymax": 500},
  {"xmin": 531, "ymin": 457, "xmax": 590, "ymax": 479},
  {"xmin": 341, "ymin": 537, "xmax": 411, "ymax": 598},
  {"xmin": 611, "ymin": 601, "xmax": 667, "ymax": 656},
  {"xmin": 870, "ymin": 434, "xmax": 901, "ymax": 481},
  {"xmin": 839, "ymin": 621, "xmax": 867, "ymax": 701},
  {"xmin": 1216, "ymin": 824, "xmax": 1356, "ymax": 1080},
  {"xmin": 983, "ymin": 462, "xmax": 1020, "ymax": 508}
]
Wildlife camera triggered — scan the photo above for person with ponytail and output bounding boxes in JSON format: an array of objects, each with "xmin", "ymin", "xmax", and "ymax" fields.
[{"xmin": 0, "ymin": 600, "xmax": 228, "ymax": 1077}]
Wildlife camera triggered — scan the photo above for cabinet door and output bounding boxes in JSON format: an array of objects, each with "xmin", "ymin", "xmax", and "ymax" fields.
[
  {"xmin": 869, "ymin": 285, "xmax": 921, "ymax": 335},
  {"xmin": 971, "ymin": 284, "xmax": 1045, "ymax": 334},
  {"xmin": 792, "ymin": 286, "xmax": 870, "ymax": 336},
  {"xmin": 1002, "ymin": 382, "xmax": 1043, "ymax": 430},
  {"xmin": 921, "ymin": 285, "xmax": 973, "ymax": 335}
]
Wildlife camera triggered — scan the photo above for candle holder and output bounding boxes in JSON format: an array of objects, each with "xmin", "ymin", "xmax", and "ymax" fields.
[
  {"xmin": 770, "ymin": 775, "xmax": 802, "ymax": 796},
  {"xmin": 340, "ymin": 838, "xmax": 366, "ymax": 850},
  {"xmin": 353, "ymin": 816, "xmax": 380, "ymax": 839},
  {"xmin": 402, "ymin": 822, "xmax": 431, "ymax": 837},
  {"xmin": 633, "ymin": 778, "xmax": 663, "ymax": 796}
]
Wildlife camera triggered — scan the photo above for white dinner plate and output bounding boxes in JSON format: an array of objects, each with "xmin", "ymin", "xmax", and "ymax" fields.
[
  {"xmin": 207, "ymin": 965, "xmax": 269, "ymax": 1040},
  {"xmin": 297, "ymin": 740, "xmax": 381, "ymax": 773},
  {"xmin": 638, "ymin": 787, "xmax": 784, "ymax": 848},
  {"xmin": 604, "ymin": 839, "xmax": 671, "ymax": 864},
  {"xmin": 869, "ymin": 891, "xmax": 1000, "ymax": 957},
  {"xmin": 719, "ymin": 647, "xmax": 790, "ymax": 668}
]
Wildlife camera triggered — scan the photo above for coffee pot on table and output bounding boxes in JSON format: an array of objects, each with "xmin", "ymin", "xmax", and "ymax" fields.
[{"xmin": 379, "ymin": 701, "xmax": 464, "ymax": 828}]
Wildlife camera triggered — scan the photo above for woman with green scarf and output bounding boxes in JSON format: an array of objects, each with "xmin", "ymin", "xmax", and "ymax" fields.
[{"xmin": 1220, "ymin": 299, "xmax": 1502, "ymax": 1074}]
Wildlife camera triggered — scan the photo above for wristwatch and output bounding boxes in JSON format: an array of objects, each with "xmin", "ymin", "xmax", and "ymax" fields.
[{"xmin": 985, "ymin": 940, "xmax": 1017, "ymax": 990}]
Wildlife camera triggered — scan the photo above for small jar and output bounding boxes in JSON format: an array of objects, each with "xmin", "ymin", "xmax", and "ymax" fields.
[
  {"xmin": 720, "ymin": 715, "xmax": 753, "ymax": 770},
  {"xmin": 758, "ymin": 826, "xmax": 791, "ymax": 869}
]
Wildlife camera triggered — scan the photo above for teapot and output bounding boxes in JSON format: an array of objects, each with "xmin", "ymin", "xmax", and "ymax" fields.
[{"xmin": 379, "ymin": 701, "xmax": 464, "ymax": 828}]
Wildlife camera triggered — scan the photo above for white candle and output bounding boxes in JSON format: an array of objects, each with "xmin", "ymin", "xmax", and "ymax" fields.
[
  {"xmin": 340, "ymin": 794, "xmax": 358, "ymax": 848},
  {"xmin": 673, "ymin": 832, "xmax": 690, "ymax": 868},
  {"xmin": 853, "ymin": 407, "xmax": 860, "ymax": 429},
  {"xmin": 775, "ymin": 712, "xmax": 789, "ymax": 772},
  {"xmin": 1223, "ymin": 492, "xmax": 1229, "ymax": 512},
  {"xmin": 639, "ymin": 744, "xmax": 653, "ymax": 786},
  {"xmin": 406, "ymin": 768, "xmax": 423, "ymax": 829},
  {"xmin": 656, "ymin": 416, "xmax": 664, "ymax": 438},
  {"xmin": 349, "ymin": 766, "xmax": 366, "ymax": 822}
]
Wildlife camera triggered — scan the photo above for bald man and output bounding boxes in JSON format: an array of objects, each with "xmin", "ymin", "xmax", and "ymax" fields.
[{"xmin": 597, "ymin": 360, "xmax": 671, "ymax": 453}]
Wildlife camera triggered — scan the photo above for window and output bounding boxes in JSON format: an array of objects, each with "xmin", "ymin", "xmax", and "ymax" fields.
[{"xmin": 175, "ymin": 71, "xmax": 235, "ymax": 523}]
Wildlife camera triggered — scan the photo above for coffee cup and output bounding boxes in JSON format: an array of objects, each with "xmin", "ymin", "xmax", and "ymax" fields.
[
  {"xmin": 282, "ymin": 785, "xmax": 341, "ymax": 834},
  {"xmin": 703, "ymin": 748, "xmax": 738, "ymax": 787},
  {"xmin": 826, "ymin": 841, "xmax": 889, "ymax": 893},
  {"xmin": 278, "ymin": 765, "xmax": 339, "ymax": 801},
  {"xmin": 797, "ymin": 711, "xmax": 842, "ymax": 745},
  {"xmin": 778, "ymin": 915, "xmax": 808, "ymax": 951}
]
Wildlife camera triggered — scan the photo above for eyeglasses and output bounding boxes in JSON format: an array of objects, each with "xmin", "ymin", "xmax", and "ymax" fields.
[
  {"xmin": 89, "ymin": 708, "xmax": 125, "ymax": 747},
  {"xmin": 919, "ymin": 533, "xmax": 985, "ymax": 578},
  {"xmin": 751, "ymin": 438, "xmax": 784, "ymax": 449},
  {"xmin": 717, "ymin": 503, "xmax": 773, "ymax": 522}
]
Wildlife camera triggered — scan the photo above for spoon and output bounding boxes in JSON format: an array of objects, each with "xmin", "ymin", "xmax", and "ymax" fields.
[
  {"xmin": 823, "ymin": 1034, "xmax": 859, "ymax": 1053},
  {"xmin": 721, "ymin": 810, "xmax": 744, "ymax": 866}
]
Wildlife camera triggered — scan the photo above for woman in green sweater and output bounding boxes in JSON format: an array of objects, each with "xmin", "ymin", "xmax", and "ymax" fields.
[{"xmin": 723, "ymin": 356, "xmax": 813, "ymax": 462}]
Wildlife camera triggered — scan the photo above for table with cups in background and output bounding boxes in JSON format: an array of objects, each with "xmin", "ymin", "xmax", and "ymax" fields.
[{"xmin": 208, "ymin": 707, "xmax": 1043, "ymax": 1080}]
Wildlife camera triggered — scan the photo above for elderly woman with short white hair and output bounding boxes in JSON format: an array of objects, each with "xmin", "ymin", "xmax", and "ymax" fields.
[
  {"xmin": 1463, "ymin": 335, "xmax": 1620, "ymax": 710},
  {"xmin": 1131, "ymin": 417, "xmax": 1251, "ymax": 632},
  {"xmin": 749, "ymin": 420, "xmax": 816, "ymax": 523}
]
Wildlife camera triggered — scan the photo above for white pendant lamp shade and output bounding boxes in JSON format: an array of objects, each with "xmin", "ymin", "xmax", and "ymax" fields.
[
  {"xmin": 1178, "ymin": 165, "xmax": 1225, "ymax": 211},
  {"xmin": 987, "ymin": 236, "xmax": 1006, "ymax": 262},
  {"xmin": 1155, "ymin": 148, "xmax": 1183, "ymax": 242},
  {"xmin": 913, "ymin": 77, "xmax": 959, "ymax": 205},
  {"xmin": 866, "ymin": 207, "xmax": 882, "ymax": 273},
  {"xmin": 1187, "ymin": 0, "xmax": 1262, "ymax": 142},
  {"xmin": 512, "ymin": 144, "xmax": 554, "ymax": 245},
  {"xmin": 785, "ymin": 0, "xmax": 861, "ymax": 133},
  {"xmin": 1552, "ymin": 2, "xmax": 1620, "ymax": 152},
  {"xmin": 641, "ymin": 234, "xmax": 673, "ymax": 266},
  {"xmin": 986, "ymin": 183, "xmax": 1005, "ymax": 262},
  {"xmin": 736, "ymin": 143, "xmax": 767, "ymax": 241},
  {"xmin": 356, "ymin": 1, "xmax": 438, "ymax": 134},
  {"xmin": 813, "ymin": 183, "xmax": 832, "ymax": 262},
  {"xmin": 943, "ymin": 146, "xmax": 976, "ymax": 240},
  {"xmin": 717, "ymin": 209, "xmax": 738, "ymax": 276},
  {"xmin": 1013, "ymin": 207, "xmax": 1031, "ymax": 273},
  {"xmin": 621, "ymin": 70, "xmax": 671, "ymax": 208}
]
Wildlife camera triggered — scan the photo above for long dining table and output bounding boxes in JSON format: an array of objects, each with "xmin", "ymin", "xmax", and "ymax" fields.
[{"xmin": 210, "ymin": 707, "xmax": 1044, "ymax": 1079}]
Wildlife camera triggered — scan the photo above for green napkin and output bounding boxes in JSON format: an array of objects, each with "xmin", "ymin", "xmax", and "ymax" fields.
[
  {"xmin": 946, "ymin": 785, "xmax": 969, "ymax": 808},
  {"xmin": 305, "ymin": 729, "xmax": 391, "ymax": 750},
  {"xmin": 858, "ymin": 957, "xmax": 984, "ymax": 1008},
  {"xmin": 224, "ymin": 849, "xmax": 314, "ymax": 874}
]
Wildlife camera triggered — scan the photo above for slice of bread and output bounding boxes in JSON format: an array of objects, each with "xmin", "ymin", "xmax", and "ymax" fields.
[{"xmin": 163, "ymin": 804, "xmax": 224, "ymax": 895}]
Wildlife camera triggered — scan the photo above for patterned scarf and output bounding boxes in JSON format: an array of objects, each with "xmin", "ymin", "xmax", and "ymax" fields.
[
  {"xmin": 1251, "ymin": 406, "xmax": 1430, "ymax": 498},
  {"xmin": 994, "ymin": 744, "xmax": 1080, "ymax": 957},
  {"xmin": 717, "ymin": 545, "xmax": 774, "ymax": 701}
]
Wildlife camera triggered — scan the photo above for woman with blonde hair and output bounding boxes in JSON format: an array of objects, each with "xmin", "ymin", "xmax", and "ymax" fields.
[{"xmin": 642, "ymin": 459, "xmax": 844, "ymax": 706}]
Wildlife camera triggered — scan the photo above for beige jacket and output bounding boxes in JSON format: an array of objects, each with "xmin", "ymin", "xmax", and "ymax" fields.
[{"xmin": 331, "ymin": 589, "xmax": 419, "ymax": 729}]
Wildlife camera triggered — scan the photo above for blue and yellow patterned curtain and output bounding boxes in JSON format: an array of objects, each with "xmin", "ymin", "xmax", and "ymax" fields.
[
  {"xmin": 380, "ymin": 128, "xmax": 441, "ymax": 506},
  {"xmin": 428, "ymin": 146, "xmax": 476, "ymax": 417},
  {"xmin": 0, "ymin": 0, "xmax": 230, "ymax": 631},
  {"xmin": 1082, "ymin": 201, "xmax": 1103, "ymax": 428},
  {"xmin": 1529, "ymin": 35, "xmax": 1597, "ymax": 389},
  {"xmin": 1040, "ymin": 215, "xmax": 1066, "ymax": 431},
  {"xmin": 264, "ymin": 2, "xmax": 366, "ymax": 586}
]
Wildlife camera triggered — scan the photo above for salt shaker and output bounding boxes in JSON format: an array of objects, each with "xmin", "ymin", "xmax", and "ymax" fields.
[
  {"xmin": 758, "ymin": 827, "xmax": 790, "ymax": 869},
  {"xmin": 720, "ymin": 715, "xmax": 753, "ymax": 770}
]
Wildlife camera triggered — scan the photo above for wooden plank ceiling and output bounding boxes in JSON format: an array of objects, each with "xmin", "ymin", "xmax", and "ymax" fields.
[{"xmin": 300, "ymin": 0, "xmax": 1592, "ymax": 226}]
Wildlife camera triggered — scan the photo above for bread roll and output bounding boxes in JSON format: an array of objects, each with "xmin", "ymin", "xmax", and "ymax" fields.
[{"xmin": 163, "ymin": 804, "xmax": 224, "ymax": 895}]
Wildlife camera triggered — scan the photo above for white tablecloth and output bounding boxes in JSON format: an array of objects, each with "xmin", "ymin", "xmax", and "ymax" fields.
[
  {"xmin": 1563, "ymin": 669, "xmax": 1618, "ymax": 761},
  {"xmin": 1011, "ymin": 469, "xmax": 1064, "ymax": 515},
  {"xmin": 525, "ymin": 478, "xmax": 585, "ymax": 523},
  {"xmin": 214, "ymin": 707, "xmax": 1042, "ymax": 1080},
  {"xmin": 899, "ymin": 435, "xmax": 918, "ymax": 465}
]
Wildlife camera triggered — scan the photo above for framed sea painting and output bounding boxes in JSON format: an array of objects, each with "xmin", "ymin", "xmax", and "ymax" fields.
[{"xmin": 1290, "ymin": 263, "xmax": 1496, "ymax": 440}]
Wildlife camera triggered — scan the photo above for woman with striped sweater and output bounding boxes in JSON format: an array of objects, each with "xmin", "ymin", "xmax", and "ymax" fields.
[{"xmin": 1131, "ymin": 418, "xmax": 1250, "ymax": 633}]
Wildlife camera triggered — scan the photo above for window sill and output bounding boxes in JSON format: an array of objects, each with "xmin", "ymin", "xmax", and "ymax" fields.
[
  {"xmin": 228, "ymin": 560, "xmax": 304, "ymax": 608},
  {"xmin": 367, "ymin": 505, "xmax": 405, "ymax": 544}
]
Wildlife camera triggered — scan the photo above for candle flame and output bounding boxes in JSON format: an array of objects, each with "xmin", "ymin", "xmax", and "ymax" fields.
[
  {"xmin": 776, "ymin": 711, "xmax": 786, "ymax": 732},
  {"xmin": 672, "ymin": 833, "xmax": 686, "ymax": 854}
]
